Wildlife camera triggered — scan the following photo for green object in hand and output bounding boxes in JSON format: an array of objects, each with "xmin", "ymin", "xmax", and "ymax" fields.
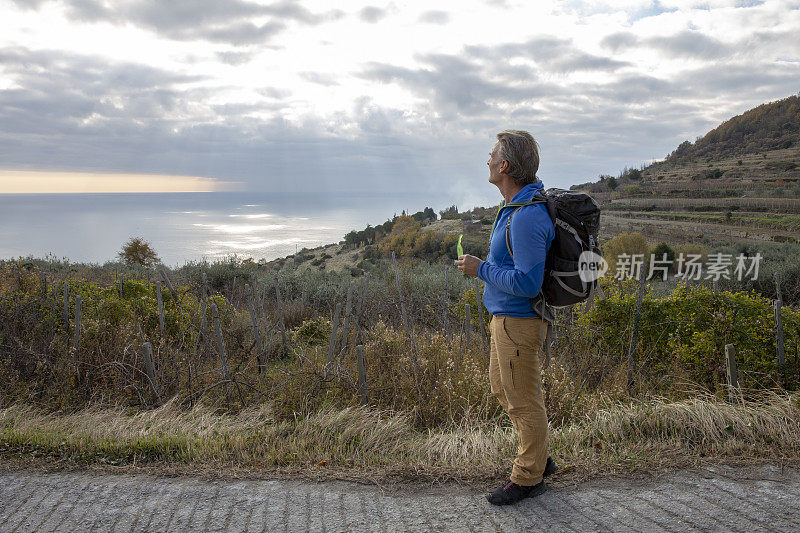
[{"xmin": 457, "ymin": 234, "xmax": 463, "ymax": 257}]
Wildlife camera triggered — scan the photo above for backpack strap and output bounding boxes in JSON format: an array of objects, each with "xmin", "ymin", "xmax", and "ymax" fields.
[
  {"xmin": 502, "ymin": 198, "xmax": 546, "ymax": 260},
  {"xmin": 498, "ymin": 195, "xmax": 553, "ymax": 324},
  {"xmin": 505, "ymin": 206, "xmax": 524, "ymax": 260}
]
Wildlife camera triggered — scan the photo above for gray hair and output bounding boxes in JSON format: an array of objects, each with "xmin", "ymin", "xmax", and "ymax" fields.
[{"xmin": 496, "ymin": 130, "xmax": 540, "ymax": 185}]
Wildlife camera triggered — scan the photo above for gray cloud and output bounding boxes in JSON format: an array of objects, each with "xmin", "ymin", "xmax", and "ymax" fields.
[
  {"xmin": 466, "ymin": 36, "xmax": 631, "ymax": 72},
  {"xmin": 359, "ymin": 37, "xmax": 628, "ymax": 119},
  {"xmin": 602, "ymin": 27, "xmax": 800, "ymax": 64},
  {"xmin": 9, "ymin": 0, "xmax": 49, "ymax": 9},
  {"xmin": 355, "ymin": 29, "xmax": 799, "ymax": 185},
  {"xmin": 57, "ymin": 0, "xmax": 341, "ymax": 46},
  {"xmin": 299, "ymin": 72, "xmax": 340, "ymax": 86},
  {"xmin": 216, "ymin": 50, "xmax": 258, "ymax": 65},
  {"xmin": 359, "ymin": 6, "xmax": 387, "ymax": 23},
  {"xmin": 257, "ymin": 87, "xmax": 291, "ymax": 99},
  {"xmin": 601, "ymin": 30, "xmax": 732, "ymax": 60},
  {"xmin": 360, "ymin": 53, "xmax": 549, "ymax": 118},
  {"xmin": 418, "ymin": 10, "xmax": 450, "ymax": 24},
  {"xmin": 0, "ymin": 46, "xmax": 444, "ymax": 195},
  {"xmin": 647, "ymin": 30, "xmax": 732, "ymax": 60},
  {"xmin": 600, "ymin": 32, "xmax": 639, "ymax": 52}
]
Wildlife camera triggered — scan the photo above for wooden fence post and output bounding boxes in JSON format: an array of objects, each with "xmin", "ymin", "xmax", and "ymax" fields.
[
  {"xmin": 160, "ymin": 269, "xmax": 176, "ymax": 299},
  {"xmin": 443, "ymin": 265, "xmax": 450, "ymax": 338},
  {"xmin": 353, "ymin": 273, "xmax": 370, "ymax": 345},
  {"xmin": 274, "ymin": 275, "xmax": 288, "ymax": 355},
  {"xmin": 250, "ymin": 271, "xmax": 259, "ymax": 302},
  {"xmin": 210, "ymin": 303, "xmax": 231, "ymax": 381},
  {"xmin": 326, "ymin": 302, "xmax": 342, "ymax": 377},
  {"xmin": 627, "ymin": 269, "xmax": 647, "ymax": 388},
  {"xmin": 63, "ymin": 282, "xmax": 70, "ymax": 332},
  {"xmin": 585, "ymin": 284, "xmax": 595, "ymax": 312},
  {"xmin": 725, "ymin": 343, "xmax": 740, "ymax": 402},
  {"xmin": 596, "ymin": 282, "xmax": 605, "ymax": 300},
  {"xmin": 355, "ymin": 273, "xmax": 369, "ymax": 319},
  {"xmin": 357, "ymin": 344, "xmax": 368, "ymax": 406},
  {"xmin": 339, "ymin": 281, "xmax": 354, "ymax": 352},
  {"xmin": 156, "ymin": 280, "xmax": 165, "ymax": 337},
  {"xmin": 392, "ymin": 251, "xmax": 411, "ymax": 331},
  {"xmin": 73, "ymin": 295, "xmax": 82, "ymax": 355},
  {"xmin": 245, "ymin": 284, "xmax": 265, "ymax": 370},
  {"xmin": 775, "ymin": 272, "xmax": 785, "ymax": 373},
  {"xmin": 211, "ymin": 302, "xmax": 246, "ymax": 406},
  {"xmin": 200, "ymin": 273, "xmax": 208, "ymax": 341},
  {"xmin": 141, "ymin": 341, "xmax": 161, "ymax": 403}
]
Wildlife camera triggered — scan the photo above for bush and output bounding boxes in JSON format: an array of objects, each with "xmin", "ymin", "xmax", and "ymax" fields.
[
  {"xmin": 649, "ymin": 242, "xmax": 676, "ymax": 276},
  {"xmin": 177, "ymin": 256, "xmax": 258, "ymax": 292},
  {"xmin": 118, "ymin": 237, "xmax": 159, "ymax": 268},
  {"xmin": 575, "ymin": 282, "xmax": 800, "ymax": 391},
  {"xmin": 601, "ymin": 232, "xmax": 649, "ymax": 276}
]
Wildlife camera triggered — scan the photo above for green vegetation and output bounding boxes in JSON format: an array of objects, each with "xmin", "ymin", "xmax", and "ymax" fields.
[
  {"xmin": 2, "ymin": 224, "xmax": 800, "ymax": 476},
  {"xmin": 2, "ymin": 257, "xmax": 798, "ymax": 416},
  {"xmin": 118, "ymin": 237, "xmax": 160, "ymax": 268}
]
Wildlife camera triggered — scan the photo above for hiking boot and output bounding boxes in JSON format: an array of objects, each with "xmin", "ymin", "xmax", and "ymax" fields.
[
  {"xmin": 486, "ymin": 479, "xmax": 547, "ymax": 506},
  {"xmin": 543, "ymin": 456, "xmax": 559, "ymax": 477}
]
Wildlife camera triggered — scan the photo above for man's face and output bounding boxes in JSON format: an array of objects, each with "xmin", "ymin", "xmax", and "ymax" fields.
[{"xmin": 487, "ymin": 142, "xmax": 505, "ymax": 185}]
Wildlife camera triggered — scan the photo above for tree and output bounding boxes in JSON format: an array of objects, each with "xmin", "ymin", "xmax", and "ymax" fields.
[
  {"xmin": 650, "ymin": 242, "xmax": 676, "ymax": 267},
  {"xmin": 440, "ymin": 205, "xmax": 459, "ymax": 220},
  {"xmin": 412, "ymin": 207, "xmax": 438, "ymax": 223},
  {"xmin": 119, "ymin": 237, "xmax": 160, "ymax": 268}
]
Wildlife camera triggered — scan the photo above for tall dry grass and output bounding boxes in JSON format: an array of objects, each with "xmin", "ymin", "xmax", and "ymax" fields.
[{"xmin": 3, "ymin": 393, "xmax": 798, "ymax": 479}]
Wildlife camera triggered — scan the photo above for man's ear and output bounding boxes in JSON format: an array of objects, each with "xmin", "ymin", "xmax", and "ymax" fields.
[{"xmin": 499, "ymin": 159, "xmax": 509, "ymax": 173}]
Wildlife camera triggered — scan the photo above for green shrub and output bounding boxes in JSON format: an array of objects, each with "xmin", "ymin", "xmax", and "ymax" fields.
[{"xmin": 576, "ymin": 283, "xmax": 799, "ymax": 391}]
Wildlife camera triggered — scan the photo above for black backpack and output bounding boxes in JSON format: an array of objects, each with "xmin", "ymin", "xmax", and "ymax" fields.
[{"xmin": 500, "ymin": 188, "xmax": 601, "ymax": 322}]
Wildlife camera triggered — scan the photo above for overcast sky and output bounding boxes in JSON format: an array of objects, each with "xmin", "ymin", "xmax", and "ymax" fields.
[{"xmin": 1, "ymin": 0, "xmax": 799, "ymax": 204}]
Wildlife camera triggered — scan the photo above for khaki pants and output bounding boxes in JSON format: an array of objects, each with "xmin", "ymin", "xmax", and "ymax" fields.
[{"xmin": 489, "ymin": 315, "xmax": 549, "ymax": 486}]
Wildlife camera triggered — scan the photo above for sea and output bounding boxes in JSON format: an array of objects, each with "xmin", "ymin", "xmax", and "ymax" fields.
[{"xmin": 0, "ymin": 191, "xmax": 475, "ymax": 266}]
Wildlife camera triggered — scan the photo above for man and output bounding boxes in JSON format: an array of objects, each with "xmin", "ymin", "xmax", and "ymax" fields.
[{"xmin": 457, "ymin": 130, "xmax": 556, "ymax": 505}]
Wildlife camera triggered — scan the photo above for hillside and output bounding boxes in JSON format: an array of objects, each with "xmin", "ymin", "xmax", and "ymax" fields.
[
  {"xmin": 666, "ymin": 94, "xmax": 800, "ymax": 163},
  {"xmin": 269, "ymin": 212, "xmax": 493, "ymax": 274},
  {"xmin": 574, "ymin": 94, "xmax": 800, "ymax": 247}
]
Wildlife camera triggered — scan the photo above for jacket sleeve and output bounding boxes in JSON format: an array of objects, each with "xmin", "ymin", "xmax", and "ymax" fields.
[{"xmin": 477, "ymin": 207, "xmax": 553, "ymax": 297}]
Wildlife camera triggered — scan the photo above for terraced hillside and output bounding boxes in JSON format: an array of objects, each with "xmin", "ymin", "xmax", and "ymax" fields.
[{"xmin": 576, "ymin": 94, "xmax": 800, "ymax": 247}]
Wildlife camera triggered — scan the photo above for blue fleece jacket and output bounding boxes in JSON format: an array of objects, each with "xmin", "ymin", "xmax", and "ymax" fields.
[{"xmin": 477, "ymin": 181, "xmax": 554, "ymax": 317}]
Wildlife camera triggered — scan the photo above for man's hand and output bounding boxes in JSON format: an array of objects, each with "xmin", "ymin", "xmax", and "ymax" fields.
[{"xmin": 457, "ymin": 254, "xmax": 482, "ymax": 277}]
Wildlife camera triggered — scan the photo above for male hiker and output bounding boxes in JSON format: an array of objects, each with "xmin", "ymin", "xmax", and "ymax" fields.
[{"xmin": 457, "ymin": 130, "xmax": 556, "ymax": 505}]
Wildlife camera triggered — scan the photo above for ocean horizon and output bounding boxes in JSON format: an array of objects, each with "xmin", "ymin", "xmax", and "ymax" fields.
[{"xmin": 0, "ymin": 191, "xmax": 479, "ymax": 267}]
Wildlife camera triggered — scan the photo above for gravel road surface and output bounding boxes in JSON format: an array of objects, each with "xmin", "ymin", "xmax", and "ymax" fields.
[{"xmin": 1, "ymin": 465, "xmax": 798, "ymax": 532}]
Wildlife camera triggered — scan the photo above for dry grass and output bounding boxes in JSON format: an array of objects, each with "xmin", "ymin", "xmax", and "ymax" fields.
[{"xmin": 2, "ymin": 392, "xmax": 798, "ymax": 481}]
